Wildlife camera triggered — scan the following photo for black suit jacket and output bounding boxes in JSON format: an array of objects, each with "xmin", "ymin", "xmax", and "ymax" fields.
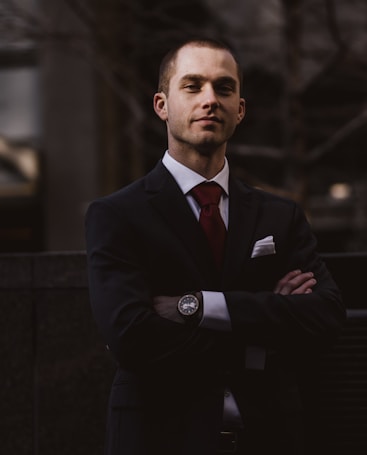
[{"xmin": 85, "ymin": 160, "xmax": 345, "ymax": 455}]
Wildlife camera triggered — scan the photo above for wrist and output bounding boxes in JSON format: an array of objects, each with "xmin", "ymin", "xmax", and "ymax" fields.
[{"xmin": 177, "ymin": 292, "xmax": 203, "ymax": 324}]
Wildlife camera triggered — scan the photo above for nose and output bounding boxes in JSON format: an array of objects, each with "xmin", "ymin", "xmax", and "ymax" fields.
[{"xmin": 201, "ymin": 84, "xmax": 219, "ymax": 109}]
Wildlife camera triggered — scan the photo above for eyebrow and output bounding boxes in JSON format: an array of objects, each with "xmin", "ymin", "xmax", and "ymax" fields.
[{"xmin": 179, "ymin": 74, "xmax": 205, "ymax": 85}]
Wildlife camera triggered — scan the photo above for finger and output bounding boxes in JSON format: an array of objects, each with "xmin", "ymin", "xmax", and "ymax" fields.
[
  {"xmin": 290, "ymin": 277, "xmax": 317, "ymax": 295},
  {"xmin": 277, "ymin": 273, "xmax": 315, "ymax": 295},
  {"xmin": 289, "ymin": 272, "xmax": 314, "ymax": 288},
  {"xmin": 273, "ymin": 269, "xmax": 301, "ymax": 293}
]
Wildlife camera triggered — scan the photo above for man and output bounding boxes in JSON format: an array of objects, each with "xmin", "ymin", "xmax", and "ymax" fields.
[{"xmin": 85, "ymin": 38, "xmax": 345, "ymax": 455}]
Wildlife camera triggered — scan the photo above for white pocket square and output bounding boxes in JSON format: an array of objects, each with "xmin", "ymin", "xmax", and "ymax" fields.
[{"xmin": 251, "ymin": 235, "xmax": 276, "ymax": 258}]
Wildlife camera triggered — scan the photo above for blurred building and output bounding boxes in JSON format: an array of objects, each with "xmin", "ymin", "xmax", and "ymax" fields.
[
  {"xmin": 0, "ymin": 16, "xmax": 43, "ymax": 252},
  {"xmin": 0, "ymin": 0, "xmax": 98, "ymax": 252}
]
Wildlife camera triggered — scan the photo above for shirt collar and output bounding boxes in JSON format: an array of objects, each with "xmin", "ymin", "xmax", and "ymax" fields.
[{"xmin": 162, "ymin": 150, "xmax": 229, "ymax": 196}]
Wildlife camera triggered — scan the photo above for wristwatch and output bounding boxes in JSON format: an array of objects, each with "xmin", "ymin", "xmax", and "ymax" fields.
[{"xmin": 177, "ymin": 293, "xmax": 202, "ymax": 320}]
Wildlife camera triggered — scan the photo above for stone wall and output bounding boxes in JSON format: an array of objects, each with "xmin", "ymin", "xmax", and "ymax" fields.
[{"xmin": 0, "ymin": 252, "xmax": 114, "ymax": 455}]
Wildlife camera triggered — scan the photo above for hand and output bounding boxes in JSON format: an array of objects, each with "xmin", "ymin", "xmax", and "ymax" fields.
[
  {"xmin": 153, "ymin": 295, "xmax": 185, "ymax": 323},
  {"xmin": 273, "ymin": 270, "xmax": 316, "ymax": 295}
]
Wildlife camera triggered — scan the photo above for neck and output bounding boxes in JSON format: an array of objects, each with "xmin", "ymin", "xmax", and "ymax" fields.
[{"xmin": 168, "ymin": 146, "xmax": 226, "ymax": 179}]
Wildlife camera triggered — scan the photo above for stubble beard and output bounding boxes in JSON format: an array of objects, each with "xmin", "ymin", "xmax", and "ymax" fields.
[{"xmin": 169, "ymin": 122, "xmax": 230, "ymax": 158}]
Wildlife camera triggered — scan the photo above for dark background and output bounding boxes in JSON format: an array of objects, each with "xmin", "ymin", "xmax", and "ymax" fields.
[{"xmin": 0, "ymin": 0, "xmax": 366, "ymax": 254}]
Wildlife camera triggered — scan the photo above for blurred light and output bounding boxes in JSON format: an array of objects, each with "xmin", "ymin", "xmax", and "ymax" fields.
[
  {"xmin": 329, "ymin": 183, "xmax": 352, "ymax": 200},
  {"xmin": 0, "ymin": 68, "xmax": 41, "ymax": 140}
]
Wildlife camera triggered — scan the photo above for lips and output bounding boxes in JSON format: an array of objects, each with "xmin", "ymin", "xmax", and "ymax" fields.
[{"xmin": 195, "ymin": 116, "xmax": 222, "ymax": 123}]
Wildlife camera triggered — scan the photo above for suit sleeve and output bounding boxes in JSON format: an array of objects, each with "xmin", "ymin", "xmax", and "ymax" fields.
[
  {"xmin": 85, "ymin": 198, "xmax": 218, "ymax": 370},
  {"xmin": 224, "ymin": 202, "xmax": 346, "ymax": 348}
]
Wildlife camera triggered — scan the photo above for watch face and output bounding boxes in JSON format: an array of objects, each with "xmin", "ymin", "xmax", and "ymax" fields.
[{"xmin": 177, "ymin": 294, "xmax": 199, "ymax": 316}]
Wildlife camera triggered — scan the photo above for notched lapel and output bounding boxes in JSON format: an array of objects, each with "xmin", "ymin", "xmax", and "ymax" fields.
[{"xmin": 145, "ymin": 162, "xmax": 217, "ymax": 282}]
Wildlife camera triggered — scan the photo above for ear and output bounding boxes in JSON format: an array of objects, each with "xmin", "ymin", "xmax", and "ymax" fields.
[
  {"xmin": 237, "ymin": 98, "xmax": 246, "ymax": 124},
  {"xmin": 153, "ymin": 92, "xmax": 168, "ymax": 121}
]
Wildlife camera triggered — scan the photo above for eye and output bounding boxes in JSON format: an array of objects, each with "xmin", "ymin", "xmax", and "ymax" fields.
[
  {"xmin": 184, "ymin": 83, "xmax": 201, "ymax": 92},
  {"xmin": 216, "ymin": 84, "xmax": 234, "ymax": 95}
]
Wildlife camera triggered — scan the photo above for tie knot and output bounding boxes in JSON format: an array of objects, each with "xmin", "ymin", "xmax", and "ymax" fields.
[{"xmin": 191, "ymin": 182, "xmax": 223, "ymax": 208}]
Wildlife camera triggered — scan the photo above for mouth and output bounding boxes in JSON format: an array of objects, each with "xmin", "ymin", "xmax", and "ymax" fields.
[{"xmin": 195, "ymin": 116, "xmax": 222, "ymax": 124}]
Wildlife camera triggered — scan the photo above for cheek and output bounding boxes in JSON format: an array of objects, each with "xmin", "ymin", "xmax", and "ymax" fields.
[
  {"xmin": 229, "ymin": 107, "xmax": 243, "ymax": 126},
  {"xmin": 167, "ymin": 105, "xmax": 189, "ymax": 126}
]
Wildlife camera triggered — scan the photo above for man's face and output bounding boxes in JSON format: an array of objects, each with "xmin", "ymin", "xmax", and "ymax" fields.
[{"xmin": 154, "ymin": 45, "xmax": 245, "ymax": 155}]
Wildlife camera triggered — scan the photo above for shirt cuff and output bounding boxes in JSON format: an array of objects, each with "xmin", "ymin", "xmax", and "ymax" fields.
[{"xmin": 200, "ymin": 291, "xmax": 232, "ymax": 331}]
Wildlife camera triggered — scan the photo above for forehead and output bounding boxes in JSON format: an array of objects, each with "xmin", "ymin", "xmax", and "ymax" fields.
[{"xmin": 172, "ymin": 45, "xmax": 240, "ymax": 84}]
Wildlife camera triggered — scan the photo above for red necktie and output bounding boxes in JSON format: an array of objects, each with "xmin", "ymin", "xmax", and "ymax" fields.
[{"xmin": 191, "ymin": 182, "xmax": 227, "ymax": 269}]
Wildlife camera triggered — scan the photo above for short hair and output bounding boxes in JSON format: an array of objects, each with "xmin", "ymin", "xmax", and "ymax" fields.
[{"xmin": 157, "ymin": 38, "xmax": 243, "ymax": 95}]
